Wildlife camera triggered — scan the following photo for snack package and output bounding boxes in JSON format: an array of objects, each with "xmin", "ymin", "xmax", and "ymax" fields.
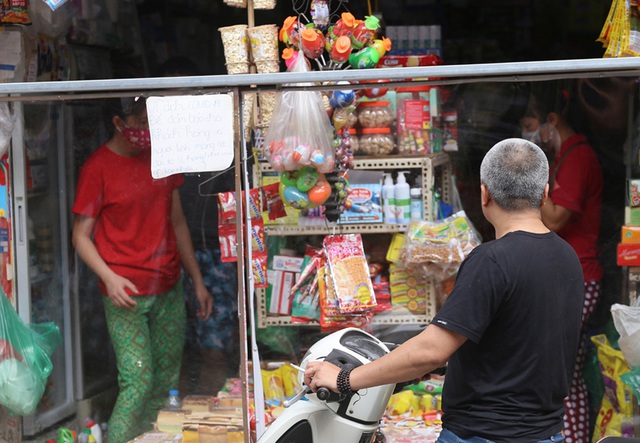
[
  {"xmin": 400, "ymin": 211, "xmax": 480, "ymax": 281},
  {"xmin": 0, "ymin": 0, "xmax": 31, "ymax": 24},
  {"xmin": 261, "ymin": 182, "xmax": 287, "ymax": 221},
  {"xmin": 389, "ymin": 263, "xmax": 428, "ymax": 315},
  {"xmin": 590, "ymin": 334, "xmax": 635, "ymax": 442},
  {"xmin": 323, "ymin": 234, "xmax": 376, "ymax": 313}
]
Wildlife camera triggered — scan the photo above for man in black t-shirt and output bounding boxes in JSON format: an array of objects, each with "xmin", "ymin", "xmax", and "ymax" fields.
[{"xmin": 305, "ymin": 138, "xmax": 584, "ymax": 443}]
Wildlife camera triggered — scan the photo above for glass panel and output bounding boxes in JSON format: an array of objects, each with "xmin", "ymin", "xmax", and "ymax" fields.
[{"xmin": 21, "ymin": 102, "xmax": 74, "ymax": 430}]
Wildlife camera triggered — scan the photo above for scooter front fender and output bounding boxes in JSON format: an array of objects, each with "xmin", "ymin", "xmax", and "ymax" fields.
[{"xmin": 257, "ymin": 400, "xmax": 379, "ymax": 443}]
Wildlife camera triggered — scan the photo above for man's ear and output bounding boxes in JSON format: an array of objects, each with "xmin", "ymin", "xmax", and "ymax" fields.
[
  {"xmin": 541, "ymin": 183, "xmax": 549, "ymax": 207},
  {"xmin": 546, "ymin": 112, "xmax": 559, "ymax": 127},
  {"xmin": 481, "ymin": 184, "xmax": 491, "ymax": 207}
]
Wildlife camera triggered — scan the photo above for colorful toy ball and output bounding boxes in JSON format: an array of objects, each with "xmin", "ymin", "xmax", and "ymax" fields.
[
  {"xmin": 330, "ymin": 87, "xmax": 356, "ymax": 109},
  {"xmin": 282, "ymin": 47, "xmax": 299, "ymax": 70},
  {"xmin": 332, "ymin": 12, "xmax": 356, "ymax": 38},
  {"xmin": 308, "ymin": 178, "xmax": 332, "ymax": 205},
  {"xmin": 350, "ymin": 15, "xmax": 380, "ymax": 50},
  {"xmin": 330, "ymin": 35, "xmax": 352, "ymax": 64},
  {"xmin": 363, "ymin": 79, "xmax": 390, "ymax": 98},
  {"xmin": 371, "ymin": 37, "xmax": 392, "ymax": 58},
  {"xmin": 300, "ymin": 28, "xmax": 326, "ymax": 60},
  {"xmin": 280, "ymin": 16, "xmax": 302, "ymax": 47},
  {"xmin": 348, "ymin": 46, "xmax": 381, "ymax": 69}
]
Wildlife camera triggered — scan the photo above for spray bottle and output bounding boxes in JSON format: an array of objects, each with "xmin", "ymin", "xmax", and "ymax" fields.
[
  {"xmin": 382, "ymin": 173, "xmax": 396, "ymax": 224},
  {"xmin": 395, "ymin": 171, "xmax": 411, "ymax": 224}
]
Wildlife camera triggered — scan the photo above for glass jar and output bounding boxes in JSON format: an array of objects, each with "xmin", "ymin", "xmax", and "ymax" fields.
[
  {"xmin": 359, "ymin": 127, "xmax": 395, "ymax": 156},
  {"xmin": 357, "ymin": 100, "xmax": 394, "ymax": 128}
]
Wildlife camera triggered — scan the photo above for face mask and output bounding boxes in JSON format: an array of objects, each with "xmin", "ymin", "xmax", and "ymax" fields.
[
  {"xmin": 121, "ymin": 126, "xmax": 151, "ymax": 151},
  {"xmin": 538, "ymin": 122, "xmax": 561, "ymax": 154},
  {"xmin": 521, "ymin": 128, "xmax": 541, "ymax": 145}
]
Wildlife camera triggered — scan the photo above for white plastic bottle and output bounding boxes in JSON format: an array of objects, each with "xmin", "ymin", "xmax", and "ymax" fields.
[
  {"xmin": 85, "ymin": 418, "xmax": 103, "ymax": 443},
  {"xmin": 166, "ymin": 389, "xmax": 182, "ymax": 411},
  {"xmin": 410, "ymin": 187, "xmax": 423, "ymax": 221},
  {"xmin": 395, "ymin": 171, "xmax": 411, "ymax": 224},
  {"xmin": 382, "ymin": 173, "xmax": 396, "ymax": 224}
]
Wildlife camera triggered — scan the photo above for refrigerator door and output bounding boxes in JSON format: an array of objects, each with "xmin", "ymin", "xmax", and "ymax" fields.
[{"xmin": 12, "ymin": 101, "xmax": 76, "ymax": 435}]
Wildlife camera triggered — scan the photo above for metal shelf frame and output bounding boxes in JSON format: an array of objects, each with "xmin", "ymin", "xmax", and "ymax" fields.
[{"xmin": 255, "ymin": 154, "xmax": 451, "ymax": 325}]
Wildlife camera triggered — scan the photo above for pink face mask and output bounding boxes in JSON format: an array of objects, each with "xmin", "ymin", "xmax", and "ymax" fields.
[{"xmin": 122, "ymin": 126, "xmax": 151, "ymax": 151}]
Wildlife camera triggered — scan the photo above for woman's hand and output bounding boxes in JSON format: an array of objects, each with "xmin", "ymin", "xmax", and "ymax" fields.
[
  {"xmin": 194, "ymin": 282, "xmax": 213, "ymax": 319},
  {"xmin": 103, "ymin": 273, "xmax": 139, "ymax": 308},
  {"xmin": 304, "ymin": 361, "xmax": 341, "ymax": 393}
]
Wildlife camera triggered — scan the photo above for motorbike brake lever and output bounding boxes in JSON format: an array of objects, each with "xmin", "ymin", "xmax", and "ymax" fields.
[{"xmin": 283, "ymin": 386, "xmax": 311, "ymax": 408}]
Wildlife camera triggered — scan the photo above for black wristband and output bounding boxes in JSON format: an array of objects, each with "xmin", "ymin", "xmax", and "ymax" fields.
[{"xmin": 337, "ymin": 367, "xmax": 353, "ymax": 396}]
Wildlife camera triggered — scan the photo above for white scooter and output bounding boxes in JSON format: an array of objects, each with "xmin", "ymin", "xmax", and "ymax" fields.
[{"xmin": 257, "ymin": 327, "xmax": 399, "ymax": 443}]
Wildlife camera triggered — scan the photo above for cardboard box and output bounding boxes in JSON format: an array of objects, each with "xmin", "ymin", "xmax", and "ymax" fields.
[
  {"xmin": 272, "ymin": 255, "xmax": 304, "ymax": 273},
  {"xmin": 267, "ymin": 270, "xmax": 295, "ymax": 315},
  {"xmin": 377, "ymin": 52, "xmax": 443, "ymax": 68},
  {"xmin": 629, "ymin": 179, "xmax": 640, "ymax": 207},
  {"xmin": 617, "ymin": 243, "xmax": 640, "ymax": 266},
  {"xmin": 622, "ymin": 225, "xmax": 640, "ymax": 243}
]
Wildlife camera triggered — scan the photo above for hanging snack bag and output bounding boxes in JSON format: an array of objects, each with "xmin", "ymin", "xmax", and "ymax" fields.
[
  {"xmin": 262, "ymin": 53, "xmax": 335, "ymax": 174},
  {"xmin": 0, "ymin": 0, "xmax": 31, "ymax": 24},
  {"xmin": 323, "ymin": 234, "xmax": 376, "ymax": 313}
]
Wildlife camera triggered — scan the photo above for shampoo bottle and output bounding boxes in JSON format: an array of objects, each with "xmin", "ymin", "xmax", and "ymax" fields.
[
  {"xmin": 395, "ymin": 171, "xmax": 411, "ymax": 224},
  {"xmin": 382, "ymin": 173, "xmax": 396, "ymax": 224}
]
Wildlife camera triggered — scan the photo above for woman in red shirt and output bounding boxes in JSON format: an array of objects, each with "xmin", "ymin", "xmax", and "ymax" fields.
[
  {"xmin": 520, "ymin": 83, "xmax": 603, "ymax": 443},
  {"xmin": 72, "ymin": 97, "xmax": 213, "ymax": 443}
]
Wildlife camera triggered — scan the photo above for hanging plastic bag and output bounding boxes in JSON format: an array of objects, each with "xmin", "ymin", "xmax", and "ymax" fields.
[
  {"xmin": 611, "ymin": 301, "xmax": 640, "ymax": 368},
  {"xmin": 262, "ymin": 53, "xmax": 335, "ymax": 174},
  {"xmin": 0, "ymin": 292, "xmax": 62, "ymax": 415}
]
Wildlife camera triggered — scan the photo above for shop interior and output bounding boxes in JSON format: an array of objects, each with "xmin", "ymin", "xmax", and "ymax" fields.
[{"xmin": 2, "ymin": 0, "xmax": 640, "ymax": 443}]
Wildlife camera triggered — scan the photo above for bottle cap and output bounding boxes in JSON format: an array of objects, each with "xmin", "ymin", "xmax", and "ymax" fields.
[
  {"xmin": 397, "ymin": 171, "xmax": 408, "ymax": 183},
  {"xmin": 410, "ymin": 188, "xmax": 421, "ymax": 197},
  {"xmin": 85, "ymin": 418, "xmax": 96, "ymax": 427},
  {"xmin": 169, "ymin": 389, "xmax": 179, "ymax": 395}
]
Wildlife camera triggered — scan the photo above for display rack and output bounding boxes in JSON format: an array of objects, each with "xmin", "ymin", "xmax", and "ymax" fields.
[{"xmin": 254, "ymin": 153, "xmax": 452, "ymax": 327}]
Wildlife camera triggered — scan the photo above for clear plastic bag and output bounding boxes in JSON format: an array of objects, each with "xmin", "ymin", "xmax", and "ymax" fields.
[
  {"xmin": 263, "ymin": 54, "xmax": 335, "ymax": 173},
  {"xmin": 611, "ymin": 301, "xmax": 640, "ymax": 368},
  {"xmin": 0, "ymin": 292, "xmax": 62, "ymax": 415}
]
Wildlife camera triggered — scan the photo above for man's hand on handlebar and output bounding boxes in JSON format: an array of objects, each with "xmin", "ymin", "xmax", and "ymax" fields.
[{"xmin": 304, "ymin": 361, "xmax": 342, "ymax": 393}]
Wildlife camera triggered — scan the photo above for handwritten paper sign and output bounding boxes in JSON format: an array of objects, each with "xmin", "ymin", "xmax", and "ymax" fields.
[{"xmin": 147, "ymin": 95, "xmax": 234, "ymax": 178}]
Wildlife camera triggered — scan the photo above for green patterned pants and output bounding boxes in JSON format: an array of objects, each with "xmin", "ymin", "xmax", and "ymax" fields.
[{"xmin": 103, "ymin": 282, "xmax": 186, "ymax": 443}]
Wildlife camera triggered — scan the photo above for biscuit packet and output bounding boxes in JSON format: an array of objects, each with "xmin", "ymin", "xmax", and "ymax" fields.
[{"xmin": 323, "ymin": 234, "xmax": 376, "ymax": 313}]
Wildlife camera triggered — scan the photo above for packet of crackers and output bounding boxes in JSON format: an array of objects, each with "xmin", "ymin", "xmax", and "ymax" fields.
[{"xmin": 323, "ymin": 234, "xmax": 377, "ymax": 313}]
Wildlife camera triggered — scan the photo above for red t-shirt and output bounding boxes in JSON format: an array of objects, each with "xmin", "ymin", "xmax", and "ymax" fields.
[
  {"xmin": 72, "ymin": 145, "xmax": 185, "ymax": 296},
  {"xmin": 550, "ymin": 134, "xmax": 603, "ymax": 282}
]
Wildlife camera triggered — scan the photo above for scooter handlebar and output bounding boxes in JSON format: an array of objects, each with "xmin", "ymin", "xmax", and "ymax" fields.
[{"xmin": 316, "ymin": 387, "xmax": 344, "ymax": 402}]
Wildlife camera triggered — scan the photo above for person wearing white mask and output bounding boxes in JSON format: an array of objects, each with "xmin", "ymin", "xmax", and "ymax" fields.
[
  {"xmin": 72, "ymin": 97, "xmax": 213, "ymax": 443},
  {"xmin": 519, "ymin": 83, "xmax": 603, "ymax": 443}
]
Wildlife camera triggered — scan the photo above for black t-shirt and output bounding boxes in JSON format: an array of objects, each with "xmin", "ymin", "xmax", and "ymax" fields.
[{"xmin": 432, "ymin": 231, "xmax": 584, "ymax": 443}]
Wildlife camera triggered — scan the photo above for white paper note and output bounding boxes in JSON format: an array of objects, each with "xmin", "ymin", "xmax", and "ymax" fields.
[{"xmin": 147, "ymin": 94, "xmax": 235, "ymax": 178}]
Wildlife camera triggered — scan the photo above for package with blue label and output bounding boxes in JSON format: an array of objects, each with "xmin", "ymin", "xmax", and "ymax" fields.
[{"xmin": 339, "ymin": 170, "xmax": 384, "ymax": 224}]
